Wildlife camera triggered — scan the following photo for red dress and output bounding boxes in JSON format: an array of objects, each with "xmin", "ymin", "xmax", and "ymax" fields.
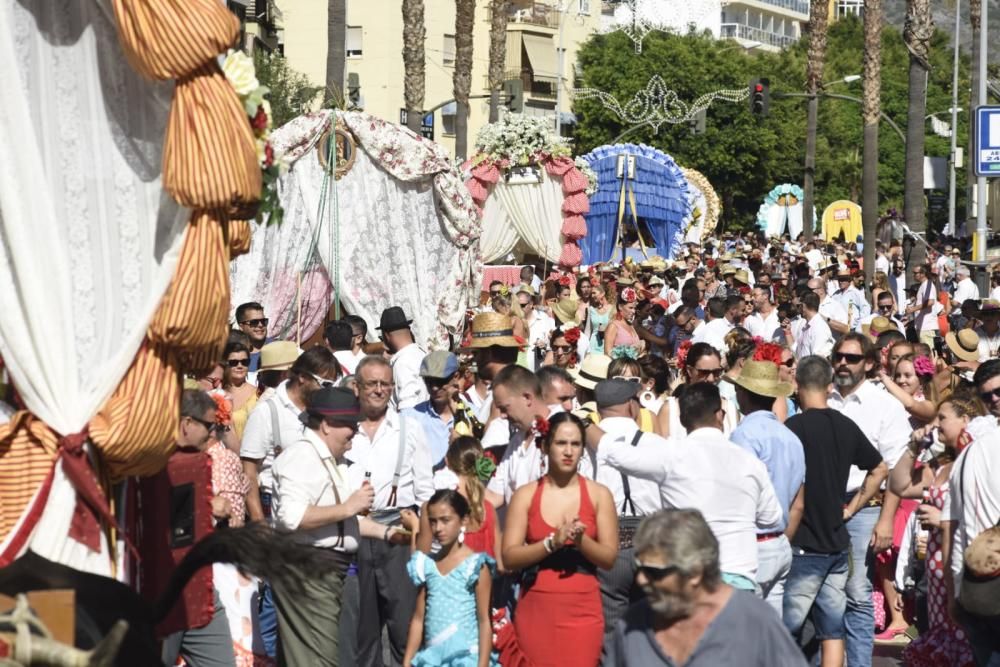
[
  {"xmin": 499, "ymin": 478, "xmax": 604, "ymax": 667},
  {"xmin": 463, "ymin": 500, "xmax": 497, "ymax": 558}
]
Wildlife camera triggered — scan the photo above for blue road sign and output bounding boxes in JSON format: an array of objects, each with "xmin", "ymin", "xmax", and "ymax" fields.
[{"xmin": 975, "ymin": 105, "xmax": 1000, "ymax": 177}]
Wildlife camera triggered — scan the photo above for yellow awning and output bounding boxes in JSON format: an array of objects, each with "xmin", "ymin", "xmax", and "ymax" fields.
[{"xmin": 521, "ymin": 33, "xmax": 557, "ymax": 82}]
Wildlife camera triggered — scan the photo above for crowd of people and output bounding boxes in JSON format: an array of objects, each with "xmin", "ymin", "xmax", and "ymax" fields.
[{"xmin": 164, "ymin": 231, "xmax": 1000, "ymax": 667}]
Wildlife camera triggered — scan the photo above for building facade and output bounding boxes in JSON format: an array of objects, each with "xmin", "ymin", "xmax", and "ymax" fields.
[
  {"xmin": 263, "ymin": 0, "xmax": 601, "ymax": 157},
  {"xmin": 719, "ymin": 0, "xmax": 809, "ymax": 51}
]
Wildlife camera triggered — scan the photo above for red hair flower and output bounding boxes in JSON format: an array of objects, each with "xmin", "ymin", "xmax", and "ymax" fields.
[
  {"xmin": 676, "ymin": 339, "xmax": 693, "ymax": 372},
  {"xmin": 532, "ymin": 416, "xmax": 550, "ymax": 440},
  {"xmin": 753, "ymin": 342, "xmax": 784, "ymax": 367},
  {"xmin": 620, "ymin": 287, "xmax": 638, "ymax": 303},
  {"xmin": 557, "ymin": 274, "xmax": 573, "ymax": 288},
  {"xmin": 562, "ymin": 326, "xmax": 581, "ymax": 345}
]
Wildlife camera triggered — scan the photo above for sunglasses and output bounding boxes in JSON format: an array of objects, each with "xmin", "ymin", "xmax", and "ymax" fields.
[
  {"xmin": 832, "ymin": 352, "xmax": 865, "ymax": 364},
  {"xmin": 552, "ymin": 345, "xmax": 573, "ymax": 353},
  {"xmin": 187, "ymin": 415, "xmax": 219, "ymax": 432},
  {"xmin": 634, "ymin": 559, "xmax": 683, "ymax": 582},
  {"xmin": 692, "ymin": 367, "xmax": 724, "ymax": 378},
  {"xmin": 878, "ymin": 304, "xmax": 895, "ymax": 311},
  {"xmin": 781, "ymin": 358, "xmax": 795, "ymax": 368},
  {"xmin": 980, "ymin": 388, "xmax": 1000, "ymax": 402},
  {"xmin": 240, "ymin": 317, "xmax": 269, "ymax": 328},
  {"xmin": 227, "ymin": 357, "xmax": 249, "ymax": 368},
  {"xmin": 489, "ymin": 290, "xmax": 501, "ymax": 297},
  {"xmin": 613, "ymin": 375, "xmax": 641, "ymax": 383},
  {"xmin": 308, "ymin": 371, "xmax": 336, "ymax": 388}
]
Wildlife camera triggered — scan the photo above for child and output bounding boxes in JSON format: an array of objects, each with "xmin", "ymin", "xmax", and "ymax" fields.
[{"xmin": 403, "ymin": 490, "xmax": 496, "ymax": 667}]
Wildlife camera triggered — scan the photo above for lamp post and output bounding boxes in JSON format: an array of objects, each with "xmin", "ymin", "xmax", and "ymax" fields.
[
  {"xmin": 554, "ymin": 0, "xmax": 574, "ymax": 137},
  {"xmin": 975, "ymin": 0, "xmax": 989, "ymax": 260},
  {"xmin": 947, "ymin": 0, "xmax": 962, "ymax": 237}
]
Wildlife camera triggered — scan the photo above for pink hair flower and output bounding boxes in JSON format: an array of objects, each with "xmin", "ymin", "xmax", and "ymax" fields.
[{"xmin": 913, "ymin": 355, "xmax": 935, "ymax": 378}]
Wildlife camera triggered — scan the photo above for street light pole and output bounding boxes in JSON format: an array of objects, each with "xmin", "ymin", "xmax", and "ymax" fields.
[
  {"xmin": 947, "ymin": 0, "xmax": 961, "ymax": 236},
  {"xmin": 975, "ymin": 0, "xmax": 989, "ymax": 260}
]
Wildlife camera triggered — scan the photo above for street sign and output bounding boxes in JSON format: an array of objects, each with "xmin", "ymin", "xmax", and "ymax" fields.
[
  {"xmin": 399, "ymin": 109, "xmax": 434, "ymax": 140},
  {"xmin": 974, "ymin": 105, "xmax": 1000, "ymax": 177}
]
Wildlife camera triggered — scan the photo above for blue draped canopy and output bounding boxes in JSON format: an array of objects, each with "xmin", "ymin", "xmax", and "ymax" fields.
[{"xmin": 580, "ymin": 144, "xmax": 692, "ymax": 264}]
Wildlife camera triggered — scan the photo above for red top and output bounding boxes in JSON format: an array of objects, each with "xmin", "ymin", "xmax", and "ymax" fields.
[
  {"xmin": 525, "ymin": 477, "xmax": 599, "ymax": 594},
  {"xmin": 463, "ymin": 500, "xmax": 497, "ymax": 557}
]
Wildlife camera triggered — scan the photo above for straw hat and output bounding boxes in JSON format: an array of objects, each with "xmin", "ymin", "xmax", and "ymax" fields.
[
  {"xmin": 575, "ymin": 354, "xmax": 612, "ymax": 390},
  {"xmin": 862, "ymin": 316, "xmax": 897, "ymax": 340},
  {"xmin": 721, "ymin": 264, "xmax": 736, "ymax": 276},
  {"xmin": 551, "ymin": 298, "xmax": 581, "ymax": 326},
  {"xmin": 945, "ymin": 328, "xmax": 981, "ymax": 362},
  {"xmin": 259, "ymin": 341, "xmax": 299, "ymax": 371},
  {"xmin": 728, "ymin": 360, "xmax": 792, "ymax": 398},
  {"xmin": 978, "ymin": 299, "xmax": 1000, "ymax": 316},
  {"xmin": 462, "ymin": 312, "xmax": 522, "ymax": 349},
  {"xmin": 732, "ymin": 269, "xmax": 750, "ymax": 285}
]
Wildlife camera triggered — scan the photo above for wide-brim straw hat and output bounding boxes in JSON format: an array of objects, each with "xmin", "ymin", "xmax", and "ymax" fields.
[
  {"xmin": 259, "ymin": 341, "xmax": 299, "ymax": 371},
  {"xmin": 575, "ymin": 354, "xmax": 612, "ymax": 390},
  {"xmin": 733, "ymin": 269, "xmax": 750, "ymax": 285},
  {"xmin": 551, "ymin": 298, "xmax": 581, "ymax": 325},
  {"xmin": 462, "ymin": 312, "xmax": 522, "ymax": 349},
  {"xmin": 946, "ymin": 329, "xmax": 981, "ymax": 362},
  {"xmin": 728, "ymin": 360, "xmax": 792, "ymax": 398},
  {"xmin": 862, "ymin": 316, "xmax": 896, "ymax": 340}
]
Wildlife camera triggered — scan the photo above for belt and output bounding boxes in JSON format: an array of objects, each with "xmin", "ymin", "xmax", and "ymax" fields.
[
  {"xmin": 843, "ymin": 490, "xmax": 883, "ymax": 509},
  {"xmin": 756, "ymin": 532, "xmax": 784, "ymax": 542}
]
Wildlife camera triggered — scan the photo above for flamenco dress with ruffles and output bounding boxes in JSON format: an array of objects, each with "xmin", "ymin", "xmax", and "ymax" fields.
[
  {"xmin": 494, "ymin": 478, "xmax": 604, "ymax": 667},
  {"xmin": 407, "ymin": 551, "xmax": 499, "ymax": 667}
]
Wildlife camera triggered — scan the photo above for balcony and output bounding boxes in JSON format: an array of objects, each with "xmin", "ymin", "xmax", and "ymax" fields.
[
  {"xmin": 508, "ymin": 1, "xmax": 561, "ymax": 29},
  {"xmin": 727, "ymin": 0, "xmax": 810, "ymax": 16},
  {"xmin": 720, "ymin": 22, "xmax": 797, "ymax": 48},
  {"xmin": 485, "ymin": 69, "xmax": 558, "ymax": 100}
]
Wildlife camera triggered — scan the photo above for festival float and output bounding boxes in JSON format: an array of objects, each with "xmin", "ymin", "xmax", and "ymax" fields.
[
  {"xmin": 230, "ymin": 109, "xmax": 482, "ymax": 350},
  {"xmin": 464, "ymin": 114, "xmax": 595, "ymax": 286},
  {"xmin": 578, "ymin": 144, "xmax": 692, "ymax": 263},
  {"xmin": 820, "ymin": 200, "xmax": 864, "ymax": 242},
  {"xmin": 756, "ymin": 184, "xmax": 813, "ymax": 239},
  {"xmin": 677, "ymin": 167, "xmax": 722, "ymax": 248}
]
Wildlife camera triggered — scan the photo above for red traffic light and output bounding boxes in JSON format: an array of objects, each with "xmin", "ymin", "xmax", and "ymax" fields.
[{"xmin": 754, "ymin": 84, "xmax": 764, "ymax": 93}]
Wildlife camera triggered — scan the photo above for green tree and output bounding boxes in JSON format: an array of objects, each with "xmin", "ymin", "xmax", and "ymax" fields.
[
  {"xmin": 253, "ymin": 52, "xmax": 322, "ymax": 128},
  {"xmin": 573, "ymin": 20, "xmax": 970, "ymax": 232}
]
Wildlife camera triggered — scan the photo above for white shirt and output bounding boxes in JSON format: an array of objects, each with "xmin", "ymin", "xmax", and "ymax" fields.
[
  {"xmin": 333, "ymin": 349, "xmax": 365, "ymax": 376},
  {"xmin": 390, "ymin": 343, "xmax": 428, "ymax": 411},
  {"xmin": 591, "ymin": 417, "xmax": 663, "ymax": 517},
  {"xmin": 462, "ymin": 385, "xmax": 492, "ymax": 425},
  {"xmin": 526, "ymin": 312, "xmax": 556, "ymax": 371},
  {"xmin": 953, "ymin": 277, "xmax": 981, "ymax": 306},
  {"xmin": 913, "ymin": 280, "xmax": 939, "ymax": 332},
  {"xmin": 744, "ymin": 308, "xmax": 780, "ymax": 341},
  {"xmin": 600, "ymin": 426, "xmax": 781, "ymax": 581},
  {"xmin": 819, "ymin": 297, "xmax": 849, "ymax": 326},
  {"xmin": 805, "ymin": 249, "xmax": 824, "ymax": 273},
  {"xmin": 990, "ymin": 285, "xmax": 1000, "ymax": 302},
  {"xmin": 893, "ymin": 273, "xmax": 908, "ymax": 317},
  {"xmin": 943, "ymin": 417, "xmax": 1000, "ymax": 589},
  {"xmin": 829, "ymin": 380, "xmax": 911, "ymax": 493},
  {"xmin": 795, "ymin": 313, "xmax": 835, "ymax": 359},
  {"xmin": 272, "ymin": 430, "xmax": 361, "ymax": 552},
  {"xmin": 875, "ymin": 253, "xmax": 890, "ymax": 275},
  {"xmin": 345, "ymin": 408, "xmax": 434, "ymax": 510},
  {"xmin": 240, "ymin": 381, "xmax": 307, "ymax": 494},
  {"xmin": 691, "ymin": 317, "xmax": 734, "ymax": 353},
  {"xmin": 975, "ymin": 326, "xmax": 1000, "ymax": 362}
]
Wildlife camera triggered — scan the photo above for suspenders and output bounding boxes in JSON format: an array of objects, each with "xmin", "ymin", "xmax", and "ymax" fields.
[
  {"xmin": 386, "ymin": 415, "xmax": 407, "ymax": 508},
  {"xmin": 619, "ymin": 430, "xmax": 643, "ymax": 516}
]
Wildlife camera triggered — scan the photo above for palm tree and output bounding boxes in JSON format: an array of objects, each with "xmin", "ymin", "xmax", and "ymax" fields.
[
  {"xmin": 862, "ymin": 0, "xmax": 883, "ymax": 285},
  {"xmin": 325, "ymin": 0, "xmax": 346, "ymax": 106},
  {"xmin": 454, "ymin": 0, "xmax": 476, "ymax": 159},
  {"xmin": 488, "ymin": 0, "xmax": 510, "ymax": 122},
  {"xmin": 402, "ymin": 0, "xmax": 426, "ymax": 134},
  {"xmin": 802, "ymin": 0, "xmax": 830, "ymax": 242},
  {"xmin": 903, "ymin": 0, "xmax": 933, "ymax": 270}
]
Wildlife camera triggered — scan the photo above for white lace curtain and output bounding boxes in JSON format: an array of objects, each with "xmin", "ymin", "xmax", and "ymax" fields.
[
  {"xmin": 480, "ymin": 175, "xmax": 564, "ymax": 264},
  {"xmin": 0, "ymin": 0, "xmax": 187, "ymax": 572}
]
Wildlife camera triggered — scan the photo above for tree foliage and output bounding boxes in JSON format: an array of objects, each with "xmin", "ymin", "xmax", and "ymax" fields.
[
  {"xmin": 253, "ymin": 51, "xmax": 322, "ymax": 128},
  {"xmin": 572, "ymin": 18, "xmax": 970, "ymax": 230}
]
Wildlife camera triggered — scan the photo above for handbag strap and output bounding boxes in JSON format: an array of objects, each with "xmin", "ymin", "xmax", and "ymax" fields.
[{"xmin": 620, "ymin": 430, "xmax": 642, "ymax": 516}]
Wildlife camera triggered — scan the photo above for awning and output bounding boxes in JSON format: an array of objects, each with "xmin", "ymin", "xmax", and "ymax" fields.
[
  {"xmin": 441, "ymin": 102, "xmax": 457, "ymax": 116},
  {"xmin": 521, "ymin": 33, "xmax": 558, "ymax": 82}
]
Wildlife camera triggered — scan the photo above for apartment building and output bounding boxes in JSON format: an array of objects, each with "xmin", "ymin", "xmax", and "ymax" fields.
[
  {"xmin": 257, "ymin": 0, "xmax": 600, "ymax": 156},
  {"xmin": 719, "ymin": 0, "xmax": 809, "ymax": 51}
]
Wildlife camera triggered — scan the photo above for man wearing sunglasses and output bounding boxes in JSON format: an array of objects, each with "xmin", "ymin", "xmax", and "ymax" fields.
[
  {"xmin": 826, "ymin": 334, "xmax": 910, "ymax": 665},
  {"xmin": 857, "ymin": 291, "xmax": 905, "ymax": 336},
  {"xmin": 235, "ymin": 301, "xmax": 271, "ymax": 373},
  {"xmin": 974, "ymin": 359, "xmax": 1000, "ymax": 420},
  {"xmin": 603, "ymin": 509, "xmax": 806, "ymax": 667}
]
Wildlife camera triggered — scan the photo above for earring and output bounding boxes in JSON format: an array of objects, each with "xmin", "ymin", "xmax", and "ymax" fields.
[{"xmin": 459, "ymin": 526, "xmax": 466, "ymax": 545}]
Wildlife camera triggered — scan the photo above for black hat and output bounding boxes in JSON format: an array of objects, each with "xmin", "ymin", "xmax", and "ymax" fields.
[
  {"xmin": 377, "ymin": 306, "xmax": 413, "ymax": 332},
  {"xmin": 595, "ymin": 379, "xmax": 641, "ymax": 409},
  {"xmin": 301, "ymin": 387, "xmax": 362, "ymax": 425}
]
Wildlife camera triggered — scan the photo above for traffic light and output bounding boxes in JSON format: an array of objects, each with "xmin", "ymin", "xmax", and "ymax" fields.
[
  {"xmin": 749, "ymin": 78, "xmax": 770, "ymax": 118},
  {"xmin": 503, "ymin": 79, "xmax": 524, "ymax": 113}
]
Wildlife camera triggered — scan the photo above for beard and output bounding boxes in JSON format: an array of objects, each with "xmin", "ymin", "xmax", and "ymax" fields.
[
  {"xmin": 833, "ymin": 367, "xmax": 863, "ymax": 388},
  {"xmin": 645, "ymin": 588, "xmax": 694, "ymax": 621}
]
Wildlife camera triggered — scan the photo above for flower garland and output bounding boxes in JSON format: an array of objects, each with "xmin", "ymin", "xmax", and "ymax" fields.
[
  {"xmin": 465, "ymin": 114, "xmax": 591, "ymax": 268},
  {"xmin": 222, "ymin": 49, "xmax": 286, "ymax": 226},
  {"xmin": 574, "ymin": 157, "xmax": 599, "ymax": 197}
]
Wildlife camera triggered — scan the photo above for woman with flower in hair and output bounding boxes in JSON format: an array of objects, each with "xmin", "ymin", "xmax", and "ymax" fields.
[
  {"xmin": 542, "ymin": 325, "xmax": 581, "ymax": 375},
  {"xmin": 586, "ymin": 282, "xmax": 615, "ymax": 355},
  {"xmin": 879, "ymin": 353, "xmax": 939, "ymax": 427},
  {"xmin": 654, "ymin": 342, "xmax": 739, "ymax": 437},
  {"xmin": 603, "ymin": 287, "xmax": 642, "ymax": 360}
]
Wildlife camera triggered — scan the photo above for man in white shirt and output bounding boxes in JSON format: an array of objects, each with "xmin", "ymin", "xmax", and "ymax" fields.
[
  {"xmin": 591, "ymin": 382, "xmax": 782, "ymax": 592},
  {"xmin": 792, "ymin": 292, "xmax": 835, "ymax": 359},
  {"xmin": 377, "ymin": 306, "xmax": 427, "ymax": 411},
  {"xmin": 874, "ymin": 242, "xmax": 891, "ymax": 275},
  {"xmin": 325, "ymin": 319, "xmax": 365, "ymax": 376},
  {"xmin": 592, "ymin": 380, "xmax": 663, "ymax": 629},
  {"xmin": 830, "ymin": 270, "xmax": 870, "ymax": 331},
  {"xmin": 905, "ymin": 264, "xmax": 939, "ymax": 346},
  {"xmin": 745, "ymin": 285, "xmax": 781, "ymax": 341},
  {"xmin": 520, "ymin": 264, "xmax": 543, "ymax": 293},
  {"xmin": 346, "ymin": 356, "xmax": 434, "ymax": 666},
  {"xmin": 691, "ymin": 295, "xmax": 741, "ymax": 353},
  {"xmin": 807, "ymin": 278, "xmax": 849, "ymax": 336},
  {"xmin": 804, "ymin": 242, "xmax": 824, "ymax": 275},
  {"xmin": 953, "ymin": 265, "xmax": 981, "ymax": 306},
  {"xmin": 520, "ymin": 287, "xmax": 554, "ymax": 371},
  {"xmin": 827, "ymin": 333, "xmax": 910, "ymax": 666},
  {"xmin": 975, "ymin": 300, "xmax": 1000, "ymax": 362},
  {"xmin": 271, "ymin": 387, "xmax": 407, "ymax": 666},
  {"xmin": 858, "ymin": 291, "xmax": 906, "ymax": 335}
]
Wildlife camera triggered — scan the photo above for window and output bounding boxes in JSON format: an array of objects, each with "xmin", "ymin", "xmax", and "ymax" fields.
[
  {"xmin": 346, "ymin": 26, "xmax": 363, "ymax": 58},
  {"xmin": 443, "ymin": 34, "xmax": 456, "ymax": 67},
  {"xmin": 578, "ymin": 0, "xmax": 590, "ymax": 14}
]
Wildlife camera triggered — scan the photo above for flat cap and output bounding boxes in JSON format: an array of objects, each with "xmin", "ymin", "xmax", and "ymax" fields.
[{"xmin": 595, "ymin": 379, "xmax": 640, "ymax": 409}]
